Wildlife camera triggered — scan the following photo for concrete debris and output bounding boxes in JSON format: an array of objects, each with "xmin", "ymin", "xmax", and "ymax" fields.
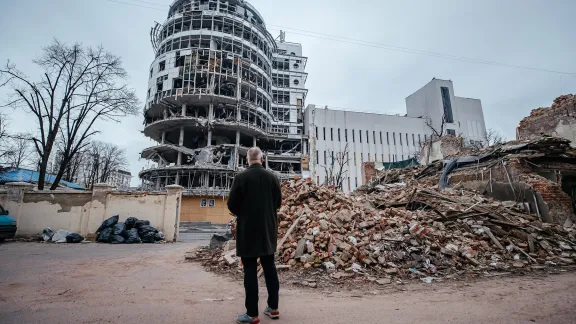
[{"xmin": 188, "ymin": 177, "xmax": 576, "ymax": 284}]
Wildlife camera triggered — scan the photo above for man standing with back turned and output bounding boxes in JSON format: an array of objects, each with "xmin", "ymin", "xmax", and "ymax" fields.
[{"xmin": 228, "ymin": 147, "xmax": 282, "ymax": 324}]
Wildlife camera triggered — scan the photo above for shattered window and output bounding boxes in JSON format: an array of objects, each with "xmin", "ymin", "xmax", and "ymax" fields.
[{"xmin": 441, "ymin": 87, "xmax": 454, "ymax": 123}]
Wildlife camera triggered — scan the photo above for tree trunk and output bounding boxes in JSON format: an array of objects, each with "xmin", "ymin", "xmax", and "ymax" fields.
[{"xmin": 37, "ymin": 154, "xmax": 50, "ymax": 190}]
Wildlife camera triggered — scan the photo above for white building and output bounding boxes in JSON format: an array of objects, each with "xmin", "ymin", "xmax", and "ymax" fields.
[
  {"xmin": 305, "ymin": 78, "xmax": 487, "ymax": 192},
  {"xmin": 140, "ymin": 0, "xmax": 308, "ymax": 194},
  {"xmin": 108, "ymin": 169, "xmax": 132, "ymax": 189}
]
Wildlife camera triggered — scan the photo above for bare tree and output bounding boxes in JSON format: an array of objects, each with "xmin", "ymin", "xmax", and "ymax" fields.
[
  {"xmin": 0, "ymin": 40, "xmax": 139, "ymax": 190},
  {"xmin": 424, "ymin": 114, "xmax": 446, "ymax": 139},
  {"xmin": 0, "ymin": 112, "xmax": 9, "ymax": 161},
  {"xmin": 320, "ymin": 144, "xmax": 350, "ymax": 190},
  {"xmin": 486, "ymin": 128, "xmax": 505, "ymax": 146},
  {"xmin": 4, "ymin": 134, "xmax": 34, "ymax": 168},
  {"xmin": 80, "ymin": 141, "xmax": 128, "ymax": 189}
]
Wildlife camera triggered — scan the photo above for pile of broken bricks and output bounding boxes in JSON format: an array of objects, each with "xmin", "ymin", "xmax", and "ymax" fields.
[{"xmin": 187, "ymin": 178, "xmax": 576, "ymax": 285}]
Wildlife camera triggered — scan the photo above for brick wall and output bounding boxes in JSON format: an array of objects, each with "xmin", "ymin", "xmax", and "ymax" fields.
[
  {"xmin": 522, "ymin": 176, "xmax": 574, "ymax": 224},
  {"xmin": 363, "ymin": 162, "xmax": 376, "ymax": 185},
  {"xmin": 517, "ymin": 94, "xmax": 576, "ymax": 144}
]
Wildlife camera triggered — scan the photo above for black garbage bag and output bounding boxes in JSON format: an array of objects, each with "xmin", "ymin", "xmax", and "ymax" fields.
[
  {"xmin": 140, "ymin": 232, "xmax": 156, "ymax": 243},
  {"xmin": 113, "ymin": 222, "xmax": 127, "ymax": 238},
  {"xmin": 134, "ymin": 220, "xmax": 150, "ymax": 229},
  {"xmin": 110, "ymin": 235, "xmax": 125, "ymax": 244},
  {"xmin": 154, "ymin": 231, "xmax": 166, "ymax": 241},
  {"xmin": 97, "ymin": 215, "xmax": 119, "ymax": 233},
  {"xmin": 125, "ymin": 228, "xmax": 141, "ymax": 244},
  {"xmin": 125, "ymin": 217, "xmax": 138, "ymax": 229},
  {"xmin": 97, "ymin": 228, "xmax": 113, "ymax": 243},
  {"xmin": 138, "ymin": 225, "xmax": 158, "ymax": 243},
  {"xmin": 65, "ymin": 233, "xmax": 84, "ymax": 243}
]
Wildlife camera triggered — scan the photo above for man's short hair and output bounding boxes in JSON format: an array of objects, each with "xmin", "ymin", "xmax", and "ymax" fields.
[{"xmin": 248, "ymin": 147, "xmax": 263, "ymax": 162}]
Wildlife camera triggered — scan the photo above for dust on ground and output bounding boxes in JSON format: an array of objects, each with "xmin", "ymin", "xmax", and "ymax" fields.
[{"xmin": 1, "ymin": 242, "xmax": 575, "ymax": 324}]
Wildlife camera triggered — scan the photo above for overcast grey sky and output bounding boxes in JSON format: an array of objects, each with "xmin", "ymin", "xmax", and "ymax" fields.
[{"xmin": 1, "ymin": 0, "xmax": 575, "ymax": 185}]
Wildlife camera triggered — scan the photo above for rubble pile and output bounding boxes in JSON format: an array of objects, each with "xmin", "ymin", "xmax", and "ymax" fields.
[{"xmin": 188, "ymin": 178, "xmax": 576, "ymax": 283}]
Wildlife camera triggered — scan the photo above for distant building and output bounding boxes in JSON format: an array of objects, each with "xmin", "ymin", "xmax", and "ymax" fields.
[
  {"xmin": 306, "ymin": 78, "xmax": 487, "ymax": 192},
  {"xmin": 107, "ymin": 169, "xmax": 131, "ymax": 189}
]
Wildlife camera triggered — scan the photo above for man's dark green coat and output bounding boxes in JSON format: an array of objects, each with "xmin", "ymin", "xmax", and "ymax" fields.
[{"xmin": 227, "ymin": 164, "xmax": 282, "ymax": 258}]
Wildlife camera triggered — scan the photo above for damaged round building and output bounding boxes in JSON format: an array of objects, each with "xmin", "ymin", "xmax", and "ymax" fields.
[{"xmin": 140, "ymin": 0, "xmax": 309, "ymax": 221}]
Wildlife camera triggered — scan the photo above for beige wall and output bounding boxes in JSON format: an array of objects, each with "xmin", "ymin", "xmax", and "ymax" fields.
[
  {"xmin": 180, "ymin": 196, "xmax": 232, "ymax": 224},
  {"xmin": 2, "ymin": 183, "xmax": 183, "ymax": 242}
]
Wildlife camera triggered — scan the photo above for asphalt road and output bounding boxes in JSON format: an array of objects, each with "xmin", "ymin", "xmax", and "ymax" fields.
[{"xmin": 1, "ymin": 241, "xmax": 575, "ymax": 324}]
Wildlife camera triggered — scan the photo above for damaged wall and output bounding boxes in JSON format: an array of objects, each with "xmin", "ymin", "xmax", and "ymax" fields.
[
  {"xmin": 517, "ymin": 94, "xmax": 576, "ymax": 146},
  {"xmin": 420, "ymin": 135, "xmax": 465, "ymax": 164},
  {"xmin": 447, "ymin": 160, "xmax": 575, "ymax": 224},
  {"xmin": 2, "ymin": 183, "xmax": 184, "ymax": 241}
]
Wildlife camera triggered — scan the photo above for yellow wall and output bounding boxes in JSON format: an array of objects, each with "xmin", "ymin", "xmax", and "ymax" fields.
[{"xmin": 180, "ymin": 196, "xmax": 233, "ymax": 224}]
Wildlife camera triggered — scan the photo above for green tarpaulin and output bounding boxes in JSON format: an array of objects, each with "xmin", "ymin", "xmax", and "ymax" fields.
[{"xmin": 382, "ymin": 157, "xmax": 419, "ymax": 170}]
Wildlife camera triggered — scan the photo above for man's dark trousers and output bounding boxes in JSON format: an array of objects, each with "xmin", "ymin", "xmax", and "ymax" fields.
[{"xmin": 241, "ymin": 255, "xmax": 279, "ymax": 317}]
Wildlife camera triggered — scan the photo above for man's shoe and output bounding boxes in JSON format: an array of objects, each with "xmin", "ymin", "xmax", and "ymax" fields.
[
  {"xmin": 237, "ymin": 314, "xmax": 260, "ymax": 324},
  {"xmin": 264, "ymin": 306, "xmax": 280, "ymax": 319}
]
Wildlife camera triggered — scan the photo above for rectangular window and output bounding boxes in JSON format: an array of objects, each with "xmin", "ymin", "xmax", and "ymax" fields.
[
  {"xmin": 331, "ymin": 151, "xmax": 334, "ymax": 161},
  {"xmin": 324, "ymin": 151, "xmax": 327, "ymax": 164},
  {"xmin": 348, "ymin": 178, "xmax": 351, "ymax": 191},
  {"xmin": 367, "ymin": 153, "xmax": 370, "ymax": 162},
  {"xmin": 149, "ymin": 68, "xmax": 153, "ymax": 79},
  {"xmin": 399, "ymin": 133, "xmax": 403, "ymax": 146},
  {"xmin": 402, "ymin": 155, "xmax": 404, "ymax": 160},
  {"xmin": 159, "ymin": 61, "xmax": 166, "ymax": 71},
  {"xmin": 316, "ymin": 150, "xmax": 318, "ymax": 165},
  {"xmin": 406, "ymin": 133, "xmax": 409, "ymax": 146},
  {"xmin": 315, "ymin": 127, "xmax": 318, "ymax": 139},
  {"xmin": 359, "ymin": 130, "xmax": 362, "ymax": 143},
  {"xmin": 425, "ymin": 134, "xmax": 428, "ymax": 142},
  {"xmin": 412, "ymin": 134, "xmax": 415, "ymax": 146},
  {"xmin": 355, "ymin": 177, "xmax": 358, "ymax": 187},
  {"xmin": 330, "ymin": 128, "xmax": 334, "ymax": 141},
  {"xmin": 381, "ymin": 153, "xmax": 384, "ymax": 162},
  {"xmin": 379, "ymin": 132, "xmax": 383, "ymax": 145},
  {"xmin": 317, "ymin": 176, "xmax": 320, "ymax": 184},
  {"xmin": 200, "ymin": 199, "xmax": 207, "ymax": 207},
  {"xmin": 338, "ymin": 129, "xmax": 341, "ymax": 141},
  {"xmin": 375, "ymin": 153, "xmax": 377, "ymax": 161},
  {"xmin": 361, "ymin": 153, "xmax": 363, "ymax": 162},
  {"xmin": 354, "ymin": 152, "xmax": 357, "ymax": 166},
  {"xmin": 418, "ymin": 134, "xmax": 422, "ymax": 145},
  {"xmin": 352, "ymin": 130, "xmax": 355, "ymax": 142},
  {"xmin": 441, "ymin": 86, "xmax": 454, "ymax": 123},
  {"xmin": 387, "ymin": 132, "xmax": 390, "ymax": 145},
  {"xmin": 447, "ymin": 129, "xmax": 456, "ymax": 135},
  {"xmin": 366, "ymin": 130, "xmax": 369, "ymax": 144},
  {"xmin": 345, "ymin": 129, "xmax": 348, "ymax": 142},
  {"xmin": 373, "ymin": 131, "xmax": 376, "ymax": 144},
  {"xmin": 393, "ymin": 133, "xmax": 396, "ymax": 145},
  {"xmin": 323, "ymin": 127, "xmax": 326, "ymax": 141}
]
